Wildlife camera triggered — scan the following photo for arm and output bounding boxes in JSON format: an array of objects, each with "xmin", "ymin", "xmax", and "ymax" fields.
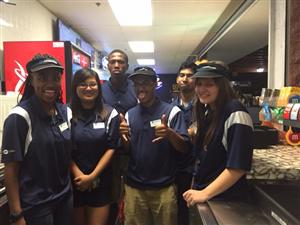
[
  {"xmin": 119, "ymin": 113, "xmax": 131, "ymax": 150},
  {"xmin": 183, "ymin": 168, "xmax": 246, "ymax": 207},
  {"xmin": 70, "ymin": 160, "xmax": 84, "ymax": 178},
  {"xmin": 153, "ymin": 114, "xmax": 189, "ymax": 153},
  {"xmin": 72, "ymin": 149, "xmax": 115, "ymax": 191},
  {"xmin": 166, "ymin": 127, "xmax": 189, "ymax": 153},
  {"xmin": 4, "ymin": 162, "xmax": 26, "ymax": 225}
]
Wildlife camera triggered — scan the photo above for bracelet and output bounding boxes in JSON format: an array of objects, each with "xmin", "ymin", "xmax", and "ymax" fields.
[{"xmin": 9, "ymin": 211, "xmax": 24, "ymax": 223}]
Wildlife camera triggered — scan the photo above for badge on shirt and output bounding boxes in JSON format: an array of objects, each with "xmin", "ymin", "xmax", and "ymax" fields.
[
  {"xmin": 93, "ymin": 122, "xmax": 105, "ymax": 129},
  {"xmin": 150, "ymin": 119, "xmax": 161, "ymax": 127},
  {"xmin": 59, "ymin": 122, "xmax": 69, "ymax": 132}
]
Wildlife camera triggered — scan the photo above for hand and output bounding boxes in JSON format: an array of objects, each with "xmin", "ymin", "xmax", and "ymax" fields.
[
  {"xmin": 73, "ymin": 174, "xmax": 93, "ymax": 192},
  {"xmin": 119, "ymin": 113, "xmax": 130, "ymax": 142},
  {"xmin": 183, "ymin": 189, "xmax": 209, "ymax": 207},
  {"xmin": 188, "ymin": 122, "xmax": 197, "ymax": 143},
  {"xmin": 12, "ymin": 217, "xmax": 26, "ymax": 225},
  {"xmin": 152, "ymin": 114, "xmax": 170, "ymax": 143}
]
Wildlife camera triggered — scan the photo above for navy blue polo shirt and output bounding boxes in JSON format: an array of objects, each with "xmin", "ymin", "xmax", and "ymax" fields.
[
  {"xmin": 193, "ymin": 99, "xmax": 253, "ymax": 199},
  {"xmin": 171, "ymin": 97, "xmax": 195, "ymax": 173},
  {"xmin": 72, "ymin": 105, "xmax": 119, "ymax": 187},
  {"xmin": 125, "ymin": 98, "xmax": 190, "ymax": 189},
  {"xmin": 102, "ymin": 78, "xmax": 137, "ymax": 114},
  {"xmin": 1, "ymin": 95, "xmax": 72, "ymax": 213},
  {"xmin": 171, "ymin": 97, "xmax": 193, "ymax": 128}
]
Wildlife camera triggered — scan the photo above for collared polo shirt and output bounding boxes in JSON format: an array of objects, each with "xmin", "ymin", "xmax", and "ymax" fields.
[
  {"xmin": 125, "ymin": 99, "xmax": 190, "ymax": 189},
  {"xmin": 72, "ymin": 105, "xmax": 119, "ymax": 187},
  {"xmin": 194, "ymin": 99, "xmax": 253, "ymax": 199},
  {"xmin": 1, "ymin": 95, "xmax": 72, "ymax": 213},
  {"xmin": 171, "ymin": 97, "xmax": 195, "ymax": 173},
  {"xmin": 171, "ymin": 97, "xmax": 193, "ymax": 128},
  {"xmin": 102, "ymin": 78, "xmax": 137, "ymax": 114}
]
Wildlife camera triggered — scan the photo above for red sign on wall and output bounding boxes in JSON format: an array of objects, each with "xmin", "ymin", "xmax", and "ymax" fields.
[{"xmin": 4, "ymin": 41, "xmax": 67, "ymax": 102}]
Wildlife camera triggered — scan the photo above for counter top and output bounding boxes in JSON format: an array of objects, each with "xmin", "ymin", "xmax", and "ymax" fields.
[{"xmin": 247, "ymin": 145, "xmax": 300, "ymax": 180}]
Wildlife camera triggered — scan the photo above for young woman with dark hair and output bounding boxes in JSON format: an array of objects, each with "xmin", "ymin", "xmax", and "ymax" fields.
[
  {"xmin": 70, "ymin": 68, "xmax": 119, "ymax": 225},
  {"xmin": 1, "ymin": 53, "xmax": 73, "ymax": 225},
  {"xmin": 183, "ymin": 61, "xmax": 254, "ymax": 206}
]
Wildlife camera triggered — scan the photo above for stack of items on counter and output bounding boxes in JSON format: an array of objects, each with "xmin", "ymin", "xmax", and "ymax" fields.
[{"xmin": 258, "ymin": 86, "xmax": 300, "ymax": 146}]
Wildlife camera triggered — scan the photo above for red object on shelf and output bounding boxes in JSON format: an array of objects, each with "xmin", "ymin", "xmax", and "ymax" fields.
[{"xmin": 283, "ymin": 103, "xmax": 294, "ymax": 120}]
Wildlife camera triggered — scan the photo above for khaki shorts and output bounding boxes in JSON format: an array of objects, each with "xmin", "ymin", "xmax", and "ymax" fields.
[{"xmin": 124, "ymin": 184, "xmax": 177, "ymax": 225}]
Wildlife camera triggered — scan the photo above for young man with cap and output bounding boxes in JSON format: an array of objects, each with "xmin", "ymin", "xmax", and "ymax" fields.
[
  {"xmin": 1, "ymin": 54, "xmax": 73, "ymax": 225},
  {"xmin": 119, "ymin": 66, "xmax": 190, "ymax": 225},
  {"xmin": 172, "ymin": 62, "xmax": 197, "ymax": 225},
  {"xmin": 183, "ymin": 61, "xmax": 253, "ymax": 207},
  {"xmin": 101, "ymin": 49, "xmax": 138, "ymax": 224}
]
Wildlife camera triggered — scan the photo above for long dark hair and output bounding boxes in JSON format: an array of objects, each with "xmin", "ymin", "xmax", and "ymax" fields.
[
  {"xmin": 194, "ymin": 75, "xmax": 237, "ymax": 147},
  {"xmin": 19, "ymin": 54, "xmax": 63, "ymax": 103},
  {"xmin": 70, "ymin": 68, "xmax": 107, "ymax": 121}
]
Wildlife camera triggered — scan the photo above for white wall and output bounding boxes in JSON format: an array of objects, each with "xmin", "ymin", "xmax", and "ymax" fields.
[{"xmin": 0, "ymin": 0, "xmax": 56, "ymax": 80}]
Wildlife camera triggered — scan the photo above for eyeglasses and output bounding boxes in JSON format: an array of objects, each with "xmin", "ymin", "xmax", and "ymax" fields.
[{"xmin": 78, "ymin": 82, "xmax": 98, "ymax": 89}]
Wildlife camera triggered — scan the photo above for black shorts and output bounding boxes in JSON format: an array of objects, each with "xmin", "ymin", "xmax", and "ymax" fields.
[{"xmin": 73, "ymin": 186, "xmax": 112, "ymax": 207}]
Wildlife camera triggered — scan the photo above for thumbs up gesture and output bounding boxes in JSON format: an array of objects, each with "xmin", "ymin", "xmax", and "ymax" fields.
[
  {"xmin": 119, "ymin": 113, "xmax": 130, "ymax": 142},
  {"xmin": 152, "ymin": 114, "xmax": 170, "ymax": 143}
]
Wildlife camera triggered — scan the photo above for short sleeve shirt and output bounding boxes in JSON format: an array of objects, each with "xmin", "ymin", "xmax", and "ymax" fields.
[
  {"xmin": 1, "ymin": 96, "xmax": 72, "ymax": 212},
  {"xmin": 72, "ymin": 105, "xmax": 119, "ymax": 188},
  {"xmin": 171, "ymin": 97, "xmax": 195, "ymax": 172},
  {"xmin": 125, "ymin": 99, "xmax": 190, "ymax": 189},
  {"xmin": 102, "ymin": 78, "xmax": 137, "ymax": 114},
  {"xmin": 194, "ymin": 99, "xmax": 253, "ymax": 198}
]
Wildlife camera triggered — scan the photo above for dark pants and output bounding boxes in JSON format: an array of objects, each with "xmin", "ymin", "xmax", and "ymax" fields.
[
  {"xmin": 175, "ymin": 171, "xmax": 193, "ymax": 225},
  {"xmin": 25, "ymin": 194, "xmax": 73, "ymax": 225}
]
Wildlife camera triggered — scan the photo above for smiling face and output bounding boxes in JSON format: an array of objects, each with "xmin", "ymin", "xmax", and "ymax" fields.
[
  {"xmin": 30, "ymin": 68, "xmax": 62, "ymax": 105},
  {"xmin": 76, "ymin": 77, "xmax": 99, "ymax": 109},
  {"xmin": 132, "ymin": 75, "xmax": 156, "ymax": 107},
  {"xmin": 195, "ymin": 78, "xmax": 219, "ymax": 108}
]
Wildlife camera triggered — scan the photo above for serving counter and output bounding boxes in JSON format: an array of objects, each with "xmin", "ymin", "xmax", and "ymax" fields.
[
  {"xmin": 248, "ymin": 145, "xmax": 300, "ymax": 180},
  {"xmin": 191, "ymin": 145, "xmax": 300, "ymax": 225}
]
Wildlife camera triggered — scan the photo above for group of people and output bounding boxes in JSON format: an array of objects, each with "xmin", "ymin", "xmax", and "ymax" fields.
[{"xmin": 1, "ymin": 49, "xmax": 254, "ymax": 225}]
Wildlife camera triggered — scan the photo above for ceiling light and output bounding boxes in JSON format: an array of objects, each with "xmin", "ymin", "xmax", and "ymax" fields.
[
  {"xmin": 128, "ymin": 41, "xmax": 154, "ymax": 53},
  {"xmin": 256, "ymin": 67, "xmax": 264, "ymax": 73},
  {"xmin": 108, "ymin": 0, "xmax": 152, "ymax": 26},
  {"xmin": 137, "ymin": 59, "xmax": 155, "ymax": 65},
  {"xmin": 0, "ymin": 18, "xmax": 13, "ymax": 27}
]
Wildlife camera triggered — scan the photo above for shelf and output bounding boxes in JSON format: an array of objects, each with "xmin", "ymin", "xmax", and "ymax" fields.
[{"xmin": 283, "ymin": 120, "xmax": 300, "ymax": 129}]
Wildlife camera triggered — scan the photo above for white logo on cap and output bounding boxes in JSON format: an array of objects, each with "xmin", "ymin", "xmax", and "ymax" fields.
[
  {"xmin": 202, "ymin": 66, "xmax": 217, "ymax": 70},
  {"xmin": 43, "ymin": 59, "xmax": 58, "ymax": 64}
]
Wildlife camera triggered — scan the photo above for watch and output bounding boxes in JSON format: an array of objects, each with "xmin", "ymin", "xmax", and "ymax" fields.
[{"xmin": 9, "ymin": 211, "xmax": 24, "ymax": 223}]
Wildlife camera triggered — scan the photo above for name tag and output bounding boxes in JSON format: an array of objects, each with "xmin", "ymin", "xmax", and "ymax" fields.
[
  {"xmin": 150, "ymin": 119, "xmax": 161, "ymax": 127},
  {"xmin": 93, "ymin": 122, "xmax": 105, "ymax": 129},
  {"xmin": 59, "ymin": 122, "xmax": 69, "ymax": 132}
]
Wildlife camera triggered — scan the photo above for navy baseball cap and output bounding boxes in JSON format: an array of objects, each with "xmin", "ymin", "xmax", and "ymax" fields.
[
  {"xmin": 192, "ymin": 63, "xmax": 231, "ymax": 79},
  {"xmin": 26, "ymin": 54, "xmax": 64, "ymax": 73},
  {"xmin": 128, "ymin": 66, "xmax": 157, "ymax": 81}
]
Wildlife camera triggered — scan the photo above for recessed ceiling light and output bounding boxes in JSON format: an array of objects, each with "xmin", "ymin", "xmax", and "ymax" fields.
[
  {"xmin": 128, "ymin": 41, "xmax": 154, "ymax": 53},
  {"xmin": 108, "ymin": 0, "xmax": 152, "ymax": 26},
  {"xmin": 137, "ymin": 59, "xmax": 155, "ymax": 65},
  {"xmin": 256, "ymin": 67, "xmax": 264, "ymax": 73}
]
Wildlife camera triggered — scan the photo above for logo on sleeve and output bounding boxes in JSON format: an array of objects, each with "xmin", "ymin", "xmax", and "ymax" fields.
[{"xmin": 2, "ymin": 149, "xmax": 15, "ymax": 155}]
